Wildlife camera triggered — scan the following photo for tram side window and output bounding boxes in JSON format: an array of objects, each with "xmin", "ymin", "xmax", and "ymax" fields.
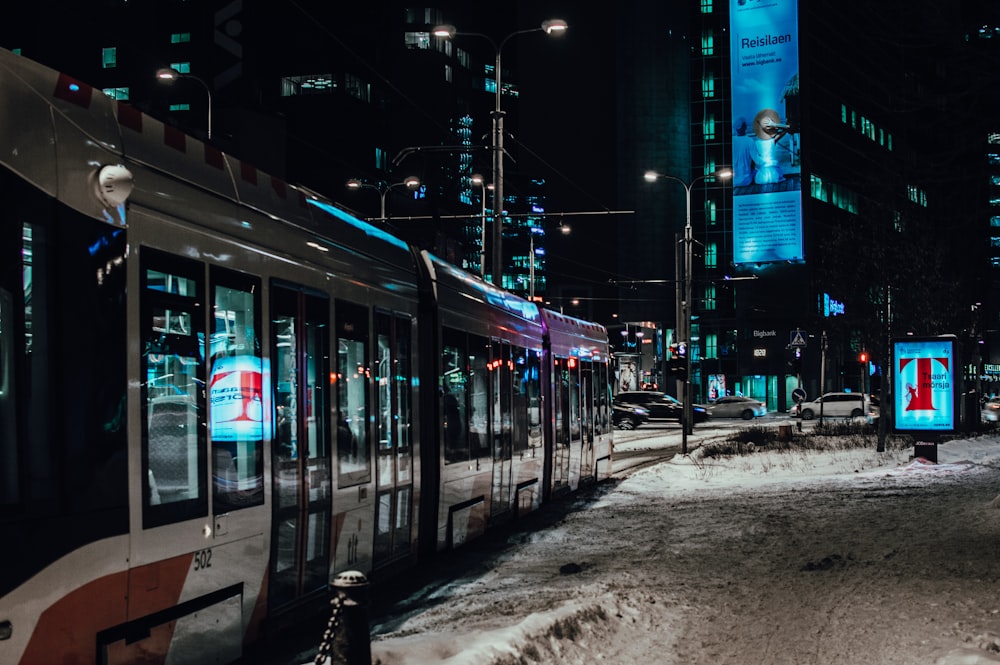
[
  {"xmin": 511, "ymin": 346, "xmax": 529, "ymax": 455},
  {"xmin": 376, "ymin": 314, "xmax": 392, "ymax": 480},
  {"xmin": 375, "ymin": 310, "xmax": 413, "ymax": 484},
  {"xmin": 0, "ymin": 287, "xmax": 14, "ymax": 504},
  {"xmin": 1, "ymin": 214, "xmax": 127, "ymax": 517},
  {"xmin": 581, "ymin": 361, "xmax": 594, "ymax": 443},
  {"xmin": 568, "ymin": 358, "xmax": 581, "ymax": 440},
  {"xmin": 595, "ymin": 361, "xmax": 609, "ymax": 434},
  {"xmin": 336, "ymin": 300, "xmax": 371, "ymax": 486},
  {"xmin": 142, "ymin": 254, "xmax": 207, "ymax": 528},
  {"xmin": 526, "ymin": 348, "xmax": 542, "ymax": 447},
  {"xmin": 554, "ymin": 358, "xmax": 567, "ymax": 448},
  {"xmin": 468, "ymin": 334, "xmax": 490, "ymax": 457},
  {"xmin": 441, "ymin": 327, "xmax": 469, "ymax": 463},
  {"xmin": 393, "ymin": 313, "xmax": 413, "ymax": 466},
  {"xmin": 209, "ymin": 270, "xmax": 265, "ymax": 512}
]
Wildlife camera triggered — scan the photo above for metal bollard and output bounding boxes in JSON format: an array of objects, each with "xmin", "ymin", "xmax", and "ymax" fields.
[{"xmin": 316, "ymin": 570, "xmax": 371, "ymax": 665}]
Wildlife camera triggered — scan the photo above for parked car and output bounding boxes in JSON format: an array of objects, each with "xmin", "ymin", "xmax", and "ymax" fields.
[
  {"xmin": 794, "ymin": 392, "xmax": 872, "ymax": 420},
  {"xmin": 613, "ymin": 390, "xmax": 710, "ymax": 423},
  {"xmin": 612, "ymin": 403, "xmax": 650, "ymax": 430},
  {"xmin": 982, "ymin": 396, "xmax": 1000, "ymax": 422},
  {"xmin": 708, "ymin": 395, "xmax": 767, "ymax": 420}
]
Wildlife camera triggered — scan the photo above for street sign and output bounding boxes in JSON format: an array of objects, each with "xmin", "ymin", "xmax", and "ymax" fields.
[
  {"xmin": 792, "ymin": 387, "xmax": 807, "ymax": 403},
  {"xmin": 790, "ymin": 329, "xmax": 807, "ymax": 347}
]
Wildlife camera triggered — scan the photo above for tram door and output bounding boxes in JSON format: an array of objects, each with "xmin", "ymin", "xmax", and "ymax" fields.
[
  {"xmin": 269, "ymin": 285, "xmax": 331, "ymax": 610},
  {"xmin": 374, "ymin": 312, "xmax": 414, "ymax": 564},
  {"xmin": 551, "ymin": 356, "xmax": 575, "ymax": 492},
  {"xmin": 580, "ymin": 361, "xmax": 595, "ymax": 481},
  {"xmin": 491, "ymin": 340, "xmax": 514, "ymax": 516}
]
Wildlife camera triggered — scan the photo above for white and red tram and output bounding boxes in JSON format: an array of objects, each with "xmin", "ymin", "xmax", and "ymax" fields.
[{"xmin": 0, "ymin": 48, "xmax": 611, "ymax": 665}]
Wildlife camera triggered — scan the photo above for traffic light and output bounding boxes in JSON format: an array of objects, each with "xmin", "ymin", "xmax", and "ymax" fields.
[
  {"xmin": 788, "ymin": 347, "xmax": 802, "ymax": 373},
  {"xmin": 668, "ymin": 357, "xmax": 688, "ymax": 379},
  {"xmin": 859, "ymin": 352, "xmax": 868, "ymax": 363}
]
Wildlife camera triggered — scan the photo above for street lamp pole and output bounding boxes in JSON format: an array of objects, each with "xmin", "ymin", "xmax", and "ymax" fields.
[
  {"xmin": 470, "ymin": 174, "xmax": 489, "ymax": 278},
  {"xmin": 155, "ymin": 68, "xmax": 213, "ymax": 140},
  {"xmin": 644, "ymin": 168, "xmax": 732, "ymax": 454},
  {"xmin": 345, "ymin": 177, "xmax": 420, "ymax": 223},
  {"xmin": 433, "ymin": 20, "xmax": 567, "ymax": 288}
]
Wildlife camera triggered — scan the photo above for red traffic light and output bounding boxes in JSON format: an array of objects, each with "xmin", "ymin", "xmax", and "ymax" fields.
[{"xmin": 859, "ymin": 352, "xmax": 868, "ymax": 363}]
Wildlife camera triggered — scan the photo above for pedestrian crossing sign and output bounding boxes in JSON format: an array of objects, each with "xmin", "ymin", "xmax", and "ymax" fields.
[{"xmin": 790, "ymin": 329, "xmax": 807, "ymax": 347}]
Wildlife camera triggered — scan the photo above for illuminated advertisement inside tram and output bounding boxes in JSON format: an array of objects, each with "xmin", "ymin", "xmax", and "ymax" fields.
[
  {"xmin": 209, "ymin": 355, "xmax": 268, "ymax": 441},
  {"xmin": 729, "ymin": 0, "xmax": 803, "ymax": 264}
]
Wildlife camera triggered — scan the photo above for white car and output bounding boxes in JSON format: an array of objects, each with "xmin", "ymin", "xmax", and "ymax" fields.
[
  {"xmin": 795, "ymin": 392, "xmax": 872, "ymax": 420},
  {"xmin": 707, "ymin": 396, "xmax": 767, "ymax": 420}
]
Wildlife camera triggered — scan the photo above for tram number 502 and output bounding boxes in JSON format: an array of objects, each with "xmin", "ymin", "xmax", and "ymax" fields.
[{"xmin": 193, "ymin": 548, "xmax": 213, "ymax": 571}]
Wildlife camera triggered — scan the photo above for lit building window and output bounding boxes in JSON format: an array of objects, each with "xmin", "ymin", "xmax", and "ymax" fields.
[
  {"xmin": 170, "ymin": 33, "xmax": 191, "ymax": 44},
  {"xmin": 170, "ymin": 62, "xmax": 191, "ymax": 74},
  {"xmin": 281, "ymin": 74, "xmax": 335, "ymax": 96},
  {"xmin": 703, "ymin": 114, "xmax": 716, "ymax": 140},
  {"xmin": 705, "ymin": 199, "xmax": 718, "ymax": 225},
  {"xmin": 701, "ymin": 0, "xmax": 714, "ymax": 12},
  {"xmin": 702, "ymin": 74, "xmax": 715, "ymax": 99},
  {"xmin": 704, "ymin": 242, "xmax": 718, "ymax": 268},
  {"xmin": 102, "ymin": 47, "xmax": 117, "ymax": 69},
  {"xmin": 169, "ymin": 103, "xmax": 190, "ymax": 112},
  {"xmin": 907, "ymin": 184, "xmax": 928, "ymax": 207},
  {"xmin": 811, "ymin": 173, "xmax": 858, "ymax": 214},
  {"xmin": 989, "ymin": 132, "xmax": 1000, "ymax": 144},
  {"xmin": 405, "ymin": 31, "xmax": 431, "ymax": 50},
  {"xmin": 990, "ymin": 216, "xmax": 1000, "ymax": 227},
  {"xmin": 701, "ymin": 29, "xmax": 714, "ymax": 56},
  {"xmin": 345, "ymin": 73, "xmax": 370, "ymax": 102},
  {"xmin": 703, "ymin": 285, "xmax": 716, "ymax": 311},
  {"xmin": 445, "ymin": 64, "xmax": 452, "ymax": 83},
  {"xmin": 704, "ymin": 333, "xmax": 718, "ymax": 359},
  {"xmin": 375, "ymin": 147, "xmax": 387, "ymax": 170}
]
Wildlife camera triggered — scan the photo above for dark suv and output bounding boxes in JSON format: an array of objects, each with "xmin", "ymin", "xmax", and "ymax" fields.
[{"xmin": 613, "ymin": 391, "xmax": 709, "ymax": 423}]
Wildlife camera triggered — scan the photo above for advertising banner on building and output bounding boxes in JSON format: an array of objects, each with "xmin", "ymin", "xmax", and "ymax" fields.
[
  {"xmin": 892, "ymin": 336, "xmax": 959, "ymax": 434},
  {"xmin": 729, "ymin": 0, "xmax": 802, "ymax": 264}
]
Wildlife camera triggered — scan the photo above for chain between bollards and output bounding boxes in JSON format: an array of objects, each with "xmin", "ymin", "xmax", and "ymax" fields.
[{"xmin": 314, "ymin": 570, "xmax": 372, "ymax": 665}]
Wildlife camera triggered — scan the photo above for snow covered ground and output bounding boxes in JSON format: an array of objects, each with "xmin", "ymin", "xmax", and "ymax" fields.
[{"xmin": 366, "ymin": 430, "xmax": 1000, "ymax": 665}]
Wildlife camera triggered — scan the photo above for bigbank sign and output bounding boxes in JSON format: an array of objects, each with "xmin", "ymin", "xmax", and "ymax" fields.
[
  {"xmin": 729, "ymin": 0, "xmax": 803, "ymax": 265},
  {"xmin": 892, "ymin": 336, "xmax": 959, "ymax": 434}
]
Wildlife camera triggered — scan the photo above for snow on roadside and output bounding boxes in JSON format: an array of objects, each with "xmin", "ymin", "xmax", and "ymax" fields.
[{"xmin": 365, "ymin": 433, "xmax": 1000, "ymax": 665}]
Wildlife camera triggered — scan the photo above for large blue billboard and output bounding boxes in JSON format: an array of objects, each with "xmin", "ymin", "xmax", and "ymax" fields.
[{"xmin": 729, "ymin": 0, "xmax": 802, "ymax": 264}]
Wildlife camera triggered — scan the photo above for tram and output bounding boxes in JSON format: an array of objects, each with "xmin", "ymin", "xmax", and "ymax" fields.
[{"xmin": 0, "ymin": 48, "xmax": 611, "ymax": 665}]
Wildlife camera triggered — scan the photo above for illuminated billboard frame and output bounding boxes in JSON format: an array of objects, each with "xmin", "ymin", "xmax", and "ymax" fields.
[
  {"xmin": 891, "ymin": 336, "xmax": 959, "ymax": 435},
  {"xmin": 729, "ymin": 0, "xmax": 803, "ymax": 265}
]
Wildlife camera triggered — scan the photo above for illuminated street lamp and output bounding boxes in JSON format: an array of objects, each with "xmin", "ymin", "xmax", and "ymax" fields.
[
  {"xmin": 433, "ymin": 19, "xmax": 567, "ymax": 288},
  {"xmin": 156, "ymin": 67, "xmax": 213, "ymax": 139},
  {"xmin": 643, "ymin": 168, "xmax": 732, "ymax": 453},
  {"xmin": 345, "ymin": 177, "xmax": 420, "ymax": 223}
]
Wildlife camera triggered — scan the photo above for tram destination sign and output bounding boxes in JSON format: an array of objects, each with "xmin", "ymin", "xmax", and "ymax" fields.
[{"xmin": 891, "ymin": 335, "xmax": 959, "ymax": 435}]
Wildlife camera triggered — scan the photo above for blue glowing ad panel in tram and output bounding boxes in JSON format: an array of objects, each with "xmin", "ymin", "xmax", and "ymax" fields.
[
  {"xmin": 729, "ymin": 0, "xmax": 803, "ymax": 265},
  {"xmin": 892, "ymin": 337, "xmax": 958, "ymax": 434}
]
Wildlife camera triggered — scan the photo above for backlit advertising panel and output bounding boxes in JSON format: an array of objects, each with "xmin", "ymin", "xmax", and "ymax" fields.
[
  {"xmin": 892, "ymin": 336, "xmax": 959, "ymax": 434},
  {"xmin": 730, "ymin": 0, "xmax": 803, "ymax": 264}
]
